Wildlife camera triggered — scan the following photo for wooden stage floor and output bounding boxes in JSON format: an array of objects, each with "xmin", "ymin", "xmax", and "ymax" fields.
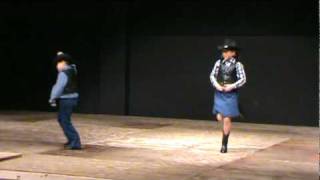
[{"xmin": 0, "ymin": 112, "xmax": 318, "ymax": 180}]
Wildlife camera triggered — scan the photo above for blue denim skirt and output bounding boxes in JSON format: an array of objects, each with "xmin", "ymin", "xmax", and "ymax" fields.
[{"xmin": 213, "ymin": 90, "xmax": 240, "ymax": 117}]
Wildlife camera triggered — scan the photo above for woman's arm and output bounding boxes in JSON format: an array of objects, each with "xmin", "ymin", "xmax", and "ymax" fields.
[
  {"xmin": 210, "ymin": 60, "xmax": 223, "ymax": 90},
  {"xmin": 232, "ymin": 62, "xmax": 247, "ymax": 89}
]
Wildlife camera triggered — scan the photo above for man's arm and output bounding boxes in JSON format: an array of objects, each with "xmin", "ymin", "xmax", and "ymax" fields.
[{"xmin": 49, "ymin": 72, "xmax": 68, "ymax": 102}]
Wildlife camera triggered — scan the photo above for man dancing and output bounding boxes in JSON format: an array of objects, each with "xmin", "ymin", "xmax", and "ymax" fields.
[{"xmin": 49, "ymin": 51, "xmax": 82, "ymax": 150}]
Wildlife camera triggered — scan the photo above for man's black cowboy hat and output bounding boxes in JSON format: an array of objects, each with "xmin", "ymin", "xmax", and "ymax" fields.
[
  {"xmin": 217, "ymin": 39, "xmax": 240, "ymax": 51},
  {"xmin": 54, "ymin": 51, "xmax": 74, "ymax": 64}
]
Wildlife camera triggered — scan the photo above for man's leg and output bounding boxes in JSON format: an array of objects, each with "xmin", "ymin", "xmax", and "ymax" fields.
[
  {"xmin": 58, "ymin": 101, "xmax": 71, "ymax": 145},
  {"xmin": 59, "ymin": 99, "xmax": 81, "ymax": 149}
]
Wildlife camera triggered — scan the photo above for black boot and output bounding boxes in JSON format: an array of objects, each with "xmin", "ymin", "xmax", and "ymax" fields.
[
  {"xmin": 220, "ymin": 133, "xmax": 229, "ymax": 153},
  {"xmin": 63, "ymin": 141, "xmax": 70, "ymax": 147}
]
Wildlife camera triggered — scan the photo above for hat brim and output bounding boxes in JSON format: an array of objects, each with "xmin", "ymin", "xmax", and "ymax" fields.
[
  {"xmin": 218, "ymin": 46, "xmax": 240, "ymax": 51},
  {"xmin": 54, "ymin": 54, "xmax": 73, "ymax": 63}
]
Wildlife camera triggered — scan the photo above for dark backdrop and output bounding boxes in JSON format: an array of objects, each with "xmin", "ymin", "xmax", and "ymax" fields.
[{"xmin": 0, "ymin": 1, "xmax": 317, "ymax": 126}]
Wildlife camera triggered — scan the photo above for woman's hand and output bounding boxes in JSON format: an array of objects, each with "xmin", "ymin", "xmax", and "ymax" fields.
[
  {"xmin": 223, "ymin": 84, "xmax": 236, "ymax": 92},
  {"xmin": 215, "ymin": 84, "xmax": 224, "ymax": 91}
]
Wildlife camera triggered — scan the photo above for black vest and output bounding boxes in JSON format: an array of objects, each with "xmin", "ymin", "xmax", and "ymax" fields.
[
  {"xmin": 217, "ymin": 60, "xmax": 238, "ymax": 85},
  {"xmin": 62, "ymin": 66, "xmax": 78, "ymax": 94}
]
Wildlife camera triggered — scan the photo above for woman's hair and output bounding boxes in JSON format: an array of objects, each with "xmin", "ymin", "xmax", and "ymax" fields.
[
  {"xmin": 220, "ymin": 50, "xmax": 240, "ymax": 60},
  {"xmin": 234, "ymin": 50, "xmax": 240, "ymax": 59}
]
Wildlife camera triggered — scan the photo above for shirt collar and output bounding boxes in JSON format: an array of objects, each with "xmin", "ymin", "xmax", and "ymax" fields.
[
  {"xmin": 222, "ymin": 57, "xmax": 236, "ymax": 64},
  {"xmin": 58, "ymin": 65, "xmax": 72, "ymax": 72}
]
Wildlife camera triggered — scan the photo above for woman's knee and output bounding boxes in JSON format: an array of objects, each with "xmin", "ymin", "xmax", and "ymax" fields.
[
  {"xmin": 216, "ymin": 113, "xmax": 223, "ymax": 121},
  {"xmin": 223, "ymin": 117, "xmax": 232, "ymax": 124}
]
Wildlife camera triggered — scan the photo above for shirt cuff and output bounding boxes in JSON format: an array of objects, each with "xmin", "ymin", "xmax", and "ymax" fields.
[{"xmin": 231, "ymin": 83, "xmax": 238, "ymax": 89}]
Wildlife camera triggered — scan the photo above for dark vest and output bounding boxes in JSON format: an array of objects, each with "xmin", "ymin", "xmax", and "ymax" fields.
[
  {"xmin": 62, "ymin": 66, "xmax": 78, "ymax": 94},
  {"xmin": 217, "ymin": 60, "xmax": 238, "ymax": 85}
]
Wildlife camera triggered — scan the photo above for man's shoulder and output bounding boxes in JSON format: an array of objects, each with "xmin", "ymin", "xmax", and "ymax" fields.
[
  {"xmin": 57, "ymin": 71, "xmax": 68, "ymax": 79},
  {"xmin": 62, "ymin": 66, "xmax": 76, "ymax": 75}
]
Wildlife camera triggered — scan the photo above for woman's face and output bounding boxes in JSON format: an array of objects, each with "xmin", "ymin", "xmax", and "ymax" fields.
[{"xmin": 222, "ymin": 50, "xmax": 236, "ymax": 59}]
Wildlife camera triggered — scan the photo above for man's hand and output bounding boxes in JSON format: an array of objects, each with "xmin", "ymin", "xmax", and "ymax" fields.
[
  {"xmin": 49, "ymin": 99, "xmax": 57, "ymax": 107},
  {"xmin": 223, "ymin": 84, "xmax": 236, "ymax": 92}
]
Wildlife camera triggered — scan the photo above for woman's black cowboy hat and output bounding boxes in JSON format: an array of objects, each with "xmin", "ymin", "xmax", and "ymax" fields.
[
  {"xmin": 54, "ymin": 51, "xmax": 74, "ymax": 64},
  {"xmin": 217, "ymin": 39, "xmax": 240, "ymax": 51}
]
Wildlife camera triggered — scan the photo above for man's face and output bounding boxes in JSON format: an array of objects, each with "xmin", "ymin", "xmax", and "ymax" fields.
[
  {"xmin": 222, "ymin": 50, "xmax": 236, "ymax": 59},
  {"xmin": 56, "ymin": 61, "xmax": 67, "ymax": 71}
]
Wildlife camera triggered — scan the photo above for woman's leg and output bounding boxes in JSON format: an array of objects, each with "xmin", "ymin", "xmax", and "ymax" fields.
[
  {"xmin": 223, "ymin": 117, "xmax": 232, "ymax": 135},
  {"xmin": 221, "ymin": 117, "xmax": 232, "ymax": 153}
]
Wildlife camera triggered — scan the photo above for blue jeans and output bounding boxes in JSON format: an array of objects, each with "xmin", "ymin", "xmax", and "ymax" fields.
[{"xmin": 58, "ymin": 98, "xmax": 81, "ymax": 148}]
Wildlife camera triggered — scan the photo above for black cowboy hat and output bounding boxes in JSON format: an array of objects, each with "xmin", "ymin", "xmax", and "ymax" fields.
[
  {"xmin": 54, "ymin": 51, "xmax": 74, "ymax": 64},
  {"xmin": 217, "ymin": 39, "xmax": 240, "ymax": 51}
]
